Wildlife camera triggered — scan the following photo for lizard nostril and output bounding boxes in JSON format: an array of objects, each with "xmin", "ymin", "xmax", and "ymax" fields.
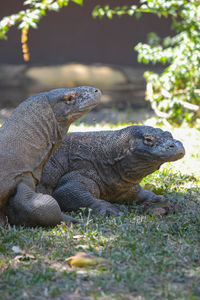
[
  {"xmin": 94, "ymin": 89, "xmax": 99, "ymax": 93},
  {"xmin": 169, "ymin": 144, "xmax": 175, "ymax": 149}
]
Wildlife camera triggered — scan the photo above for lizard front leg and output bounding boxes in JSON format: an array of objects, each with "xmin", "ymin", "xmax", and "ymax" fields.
[
  {"xmin": 53, "ymin": 173, "xmax": 124, "ymax": 217},
  {"xmin": 134, "ymin": 185, "xmax": 169, "ymax": 208}
]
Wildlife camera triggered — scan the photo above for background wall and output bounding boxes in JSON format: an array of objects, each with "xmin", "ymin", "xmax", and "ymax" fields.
[{"xmin": 0, "ymin": 0, "xmax": 172, "ymax": 66}]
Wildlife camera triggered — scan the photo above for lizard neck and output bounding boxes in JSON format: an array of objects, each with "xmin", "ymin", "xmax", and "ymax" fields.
[
  {"xmin": 93, "ymin": 128, "xmax": 160, "ymax": 185},
  {"xmin": 0, "ymin": 97, "xmax": 67, "ymax": 182}
]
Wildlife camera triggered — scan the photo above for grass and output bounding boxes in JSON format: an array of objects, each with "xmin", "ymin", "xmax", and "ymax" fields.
[{"xmin": 0, "ymin": 119, "xmax": 200, "ymax": 300}]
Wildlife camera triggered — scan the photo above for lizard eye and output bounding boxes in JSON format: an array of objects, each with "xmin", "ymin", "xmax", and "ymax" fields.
[
  {"xmin": 144, "ymin": 135, "xmax": 155, "ymax": 147},
  {"xmin": 63, "ymin": 94, "xmax": 76, "ymax": 104}
]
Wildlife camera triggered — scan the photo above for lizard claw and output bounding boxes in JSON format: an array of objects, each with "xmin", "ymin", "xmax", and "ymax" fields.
[
  {"xmin": 61, "ymin": 213, "xmax": 81, "ymax": 225},
  {"xmin": 113, "ymin": 204, "xmax": 127, "ymax": 212},
  {"xmin": 143, "ymin": 195, "xmax": 169, "ymax": 209},
  {"xmin": 90, "ymin": 200, "xmax": 124, "ymax": 217},
  {"xmin": 0, "ymin": 213, "xmax": 7, "ymax": 225}
]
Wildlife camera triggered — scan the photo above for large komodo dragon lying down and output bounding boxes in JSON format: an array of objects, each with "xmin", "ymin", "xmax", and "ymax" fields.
[
  {"xmin": 0, "ymin": 86, "xmax": 101, "ymax": 226},
  {"xmin": 38, "ymin": 126, "xmax": 185, "ymax": 216}
]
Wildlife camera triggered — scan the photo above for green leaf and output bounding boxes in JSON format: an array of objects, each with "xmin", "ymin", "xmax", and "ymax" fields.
[
  {"xmin": 135, "ymin": 12, "xmax": 142, "ymax": 19},
  {"xmin": 0, "ymin": 32, "xmax": 7, "ymax": 39},
  {"xmin": 72, "ymin": 0, "xmax": 83, "ymax": 5},
  {"xmin": 106, "ymin": 10, "xmax": 113, "ymax": 19}
]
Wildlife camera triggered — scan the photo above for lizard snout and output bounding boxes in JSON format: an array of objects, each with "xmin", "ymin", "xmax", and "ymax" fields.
[{"xmin": 167, "ymin": 140, "xmax": 185, "ymax": 160}]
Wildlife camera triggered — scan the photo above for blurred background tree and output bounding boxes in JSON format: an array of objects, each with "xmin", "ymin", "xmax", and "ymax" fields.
[
  {"xmin": 0, "ymin": 1, "xmax": 83, "ymax": 40},
  {"xmin": 94, "ymin": 1, "xmax": 200, "ymax": 128},
  {"xmin": 0, "ymin": 0, "xmax": 83, "ymax": 61}
]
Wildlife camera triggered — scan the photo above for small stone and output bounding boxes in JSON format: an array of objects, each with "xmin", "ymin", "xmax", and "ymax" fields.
[
  {"xmin": 152, "ymin": 207, "xmax": 167, "ymax": 216},
  {"xmin": 73, "ymin": 234, "xmax": 85, "ymax": 240}
]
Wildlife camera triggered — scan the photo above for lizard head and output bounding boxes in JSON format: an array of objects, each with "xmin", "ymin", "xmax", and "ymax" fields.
[
  {"xmin": 119, "ymin": 125, "xmax": 185, "ymax": 182},
  {"xmin": 47, "ymin": 86, "xmax": 101, "ymax": 124},
  {"xmin": 128, "ymin": 126, "xmax": 185, "ymax": 163}
]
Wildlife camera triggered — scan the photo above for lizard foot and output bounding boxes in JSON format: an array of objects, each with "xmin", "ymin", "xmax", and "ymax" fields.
[
  {"xmin": 61, "ymin": 213, "xmax": 81, "ymax": 225},
  {"xmin": 90, "ymin": 200, "xmax": 124, "ymax": 217},
  {"xmin": 112, "ymin": 203, "xmax": 127, "ymax": 212},
  {"xmin": 0, "ymin": 213, "xmax": 7, "ymax": 225},
  {"xmin": 143, "ymin": 195, "xmax": 169, "ymax": 209}
]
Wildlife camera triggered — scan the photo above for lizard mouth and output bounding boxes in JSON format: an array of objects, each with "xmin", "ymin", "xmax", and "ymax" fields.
[
  {"xmin": 165, "ymin": 149, "xmax": 185, "ymax": 161},
  {"xmin": 69, "ymin": 104, "xmax": 98, "ymax": 119},
  {"xmin": 79, "ymin": 103, "xmax": 98, "ymax": 112},
  {"xmin": 159, "ymin": 148, "xmax": 185, "ymax": 162}
]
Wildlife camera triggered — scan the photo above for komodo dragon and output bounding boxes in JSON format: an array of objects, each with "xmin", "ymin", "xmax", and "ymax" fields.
[
  {"xmin": 0, "ymin": 86, "xmax": 101, "ymax": 226},
  {"xmin": 38, "ymin": 126, "xmax": 185, "ymax": 216}
]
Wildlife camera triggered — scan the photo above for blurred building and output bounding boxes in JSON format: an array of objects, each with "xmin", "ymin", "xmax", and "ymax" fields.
[
  {"xmin": 0, "ymin": 0, "xmax": 171, "ymax": 66},
  {"xmin": 0, "ymin": 1, "xmax": 172, "ymax": 117}
]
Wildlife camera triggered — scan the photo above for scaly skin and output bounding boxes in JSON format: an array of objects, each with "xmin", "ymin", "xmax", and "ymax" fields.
[
  {"xmin": 38, "ymin": 126, "xmax": 185, "ymax": 216},
  {"xmin": 1, "ymin": 86, "xmax": 101, "ymax": 226}
]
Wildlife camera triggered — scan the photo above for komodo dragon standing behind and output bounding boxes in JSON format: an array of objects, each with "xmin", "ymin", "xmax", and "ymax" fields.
[
  {"xmin": 38, "ymin": 126, "xmax": 185, "ymax": 216},
  {"xmin": 0, "ymin": 86, "xmax": 101, "ymax": 226}
]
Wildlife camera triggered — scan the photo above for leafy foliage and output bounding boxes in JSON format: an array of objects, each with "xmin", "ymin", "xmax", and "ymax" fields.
[
  {"xmin": 0, "ymin": 0, "xmax": 83, "ymax": 60},
  {"xmin": 0, "ymin": 0, "xmax": 83, "ymax": 39},
  {"xmin": 94, "ymin": 0, "xmax": 200, "ymax": 127}
]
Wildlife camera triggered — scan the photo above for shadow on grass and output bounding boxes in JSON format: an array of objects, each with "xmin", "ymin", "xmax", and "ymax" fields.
[{"xmin": 0, "ymin": 168, "xmax": 199, "ymax": 299}]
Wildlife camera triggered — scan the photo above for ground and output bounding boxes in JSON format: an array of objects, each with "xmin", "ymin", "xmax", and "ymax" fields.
[{"xmin": 0, "ymin": 117, "xmax": 200, "ymax": 300}]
